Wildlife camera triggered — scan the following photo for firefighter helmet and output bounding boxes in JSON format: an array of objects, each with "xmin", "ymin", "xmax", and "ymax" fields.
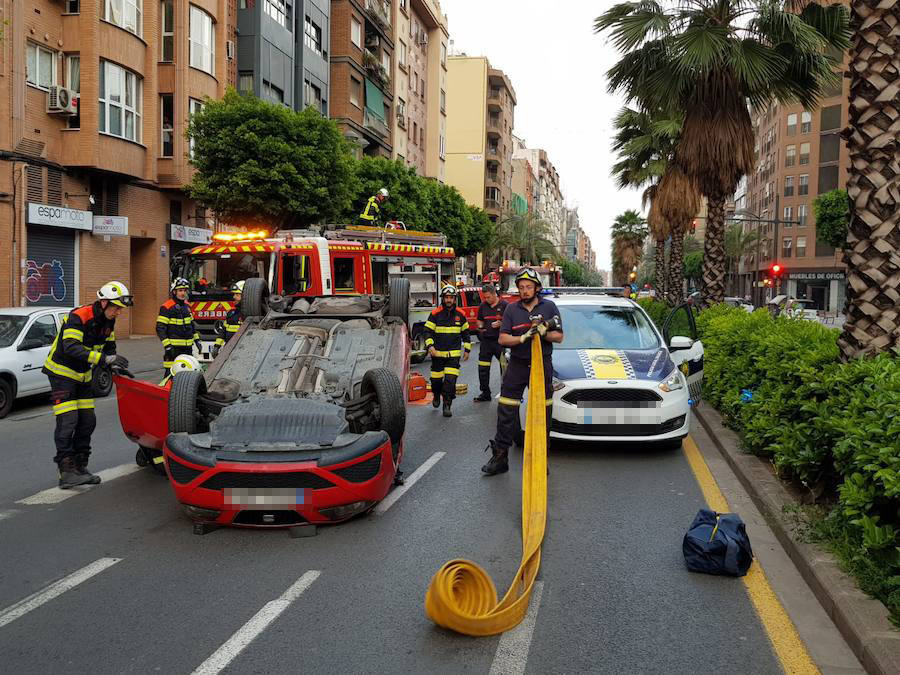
[
  {"xmin": 231, "ymin": 280, "xmax": 245, "ymax": 294},
  {"xmin": 170, "ymin": 277, "xmax": 190, "ymax": 293},
  {"xmin": 514, "ymin": 268, "xmax": 542, "ymax": 290},
  {"xmin": 378, "ymin": 188, "xmax": 389, "ymax": 198},
  {"xmin": 97, "ymin": 281, "xmax": 133, "ymax": 307},
  {"xmin": 170, "ymin": 354, "xmax": 201, "ymax": 377},
  {"xmin": 440, "ymin": 284, "xmax": 458, "ymax": 297}
]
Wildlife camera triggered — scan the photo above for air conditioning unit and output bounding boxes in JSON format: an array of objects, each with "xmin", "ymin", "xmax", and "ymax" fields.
[
  {"xmin": 418, "ymin": 34, "xmax": 428, "ymax": 46},
  {"xmin": 365, "ymin": 34, "xmax": 380, "ymax": 49},
  {"xmin": 226, "ymin": 40, "xmax": 235, "ymax": 60},
  {"xmin": 47, "ymin": 86, "xmax": 78, "ymax": 115}
]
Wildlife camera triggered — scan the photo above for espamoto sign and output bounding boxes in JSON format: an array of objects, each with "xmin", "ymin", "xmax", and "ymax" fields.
[
  {"xmin": 27, "ymin": 203, "xmax": 93, "ymax": 231},
  {"xmin": 170, "ymin": 224, "xmax": 212, "ymax": 244},
  {"xmin": 92, "ymin": 215, "xmax": 129, "ymax": 236}
]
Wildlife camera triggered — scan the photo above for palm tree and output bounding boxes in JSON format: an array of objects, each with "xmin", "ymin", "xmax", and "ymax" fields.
[
  {"xmin": 611, "ymin": 209, "xmax": 648, "ymax": 285},
  {"xmin": 724, "ymin": 222, "xmax": 761, "ymax": 297},
  {"xmin": 839, "ymin": 2, "xmax": 900, "ymax": 357},
  {"xmin": 597, "ymin": 0, "xmax": 850, "ymax": 307},
  {"xmin": 490, "ymin": 212, "xmax": 559, "ymax": 266},
  {"xmin": 656, "ymin": 165, "xmax": 701, "ymax": 304}
]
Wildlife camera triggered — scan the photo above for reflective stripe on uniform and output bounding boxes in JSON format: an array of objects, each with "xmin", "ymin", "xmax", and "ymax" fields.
[
  {"xmin": 430, "ymin": 371, "xmax": 445, "ymax": 379},
  {"xmin": 53, "ymin": 400, "xmax": 79, "ymax": 415},
  {"xmin": 498, "ymin": 396, "xmax": 521, "ymax": 407},
  {"xmin": 162, "ymin": 361, "xmax": 174, "ymax": 369},
  {"xmin": 166, "ymin": 338, "xmax": 194, "ymax": 347},
  {"xmin": 463, "ymin": 343, "xmax": 472, "ymax": 351},
  {"xmin": 424, "ymin": 338, "xmax": 435, "ymax": 347},
  {"xmin": 444, "ymin": 367, "xmax": 460, "ymax": 376},
  {"xmin": 76, "ymin": 399, "xmax": 95, "ymax": 410},
  {"xmin": 545, "ymin": 399, "xmax": 554, "ymax": 406},
  {"xmin": 431, "ymin": 349, "xmax": 461, "ymax": 358},
  {"xmin": 87, "ymin": 351, "xmax": 101, "ymax": 365},
  {"xmin": 478, "ymin": 361, "xmax": 491, "ymax": 367},
  {"xmin": 434, "ymin": 326, "xmax": 463, "ymax": 334},
  {"xmin": 62, "ymin": 328, "xmax": 84, "ymax": 341},
  {"xmin": 44, "ymin": 360, "xmax": 92, "ymax": 383},
  {"xmin": 225, "ymin": 324, "xmax": 239, "ymax": 333},
  {"xmin": 156, "ymin": 315, "xmax": 171, "ymax": 324},
  {"xmin": 424, "ymin": 321, "xmax": 437, "ymax": 331},
  {"xmin": 107, "ymin": 332, "xmax": 115, "ymax": 342}
]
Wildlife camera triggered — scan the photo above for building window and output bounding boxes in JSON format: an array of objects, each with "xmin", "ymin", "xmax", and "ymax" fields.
[
  {"xmin": 784, "ymin": 175, "xmax": 794, "ymax": 197},
  {"xmin": 412, "ymin": 71, "xmax": 418, "ymax": 95},
  {"xmin": 104, "ymin": 0, "xmax": 142, "ymax": 37},
  {"xmin": 797, "ymin": 205, "xmax": 808, "ymax": 227},
  {"xmin": 786, "ymin": 113, "xmax": 797, "ymax": 136},
  {"xmin": 799, "ymin": 142, "xmax": 810, "ymax": 165},
  {"xmin": 785, "ymin": 145, "xmax": 795, "ymax": 167},
  {"xmin": 238, "ymin": 71, "xmax": 253, "ymax": 93},
  {"xmin": 381, "ymin": 49, "xmax": 390, "ymax": 73},
  {"xmin": 170, "ymin": 200, "xmax": 181, "ymax": 225},
  {"xmin": 801, "ymin": 111, "xmax": 812, "ymax": 133},
  {"xmin": 304, "ymin": 16, "xmax": 322, "ymax": 54},
  {"xmin": 350, "ymin": 76, "xmax": 361, "ymax": 107},
  {"xmin": 265, "ymin": 0, "xmax": 291, "ymax": 30},
  {"xmin": 397, "ymin": 97, "xmax": 405, "ymax": 119},
  {"xmin": 160, "ymin": 94, "xmax": 174, "ymax": 157},
  {"xmin": 188, "ymin": 98, "xmax": 204, "ymax": 157},
  {"xmin": 351, "ymin": 17, "xmax": 362, "ymax": 49},
  {"xmin": 820, "ymin": 133, "xmax": 840, "ymax": 163},
  {"xmin": 440, "ymin": 89, "xmax": 445, "ymax": 113},
  {"xmin": 821, "ymin": 105, "xmax": 841, "ymax": 131},
  {"xmin": 399, "ymin": 0, "xmax": 406, "ymax": 10},
  {"xmin": 819, "ymin": 165, "xmax": 839, "ymax": 194},
  {"xmin": 419, "ymin": 127, "xmax": 424, "ymax": 147},
  {"xmin": 189, "ymin": 6, "xmax": 215, "ymax": 75},
  {"xmin": 439, "ymin": 134, "xmax": 445, "ymax": 159},
  {"xmin": 782, "ymin": 238, "xmax": 792, "ymax": 258},
  {"xmin": 99, "ymin": 61, "xmax": 142, "ymax": 142},
  {"xmin": 398, "ymin": 40, "xmax": 407, "ymax": 68},
  {"xmin": 441, "ymin": 42, "xmax": 446, "ymax": 66},
  {"xmin": 66, "ymin": 0, "xmax": 80, "ymax": 13},
  {"xmin": 26, "ymin": 43, "xmax": 56, "ymax": 90},
  {"xmin": 412, "ymin": 121, "xmax": 417, "ymax": 145},
  {"xmin": 66, "ymin": 55, "xmax": 81, "ymax": 129},
  {"xmin": 304, "ymin": 79, "xmax": 322, "ymax": 111},
  {"xmin": 262, "ymin": 80, "xmax": 284, "ymax": 103},
  {"xmin": 160, "ymin": 1, "xmax": 175, "ymax": 62},
  {"xmin": 796, "ymin": 235, "xmax": 807, "ymax": 256},
  {"xmin": 799, "ymin": 174, "xmax": 809, "ymax": 196},
  {"xmin": 783, "ymin": 206, "xmax": 792, "ymax": 224}
]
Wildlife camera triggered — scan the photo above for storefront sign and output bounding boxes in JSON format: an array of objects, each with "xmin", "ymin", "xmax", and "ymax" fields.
[
  {"xmin": 92, "ymin": 215, "xmax": 129, "ymax": 236},
  {"xmin": 170, "ymin": 224, "xmax": 212, "ymax": 244},
  {"xmin": 788, "ymin": 271, "xmax": 845, "ymax": 281},
  {"xmin": 27, "ymin": 203, "xmax": 92, "ymax": 231}
]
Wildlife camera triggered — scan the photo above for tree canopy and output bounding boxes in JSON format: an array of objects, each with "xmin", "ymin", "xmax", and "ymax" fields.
[{"xmin": 813, "ymin": 189, "xmax": 850, "ymax": 249}]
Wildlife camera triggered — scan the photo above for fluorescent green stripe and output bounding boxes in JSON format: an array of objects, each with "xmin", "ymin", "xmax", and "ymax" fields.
[
  {"xmin": 156, "ymin": 316, "xmax": 171, "ymax": 324},
  {"xmin": 53, "ymin": 401, "xmax": 79, "ymax": 415},
  {"xmin": 76, "ymin": 399, "xmax": 95, "ymax": 409},
  {"xmin": 478, "ymin": 361, "xmax": 491, "ymax": 366},
  {"xmin": 430, "ymin": 371, "xmax": 444, "ymax": 378},
  {"xmin": 424, "ymin": 321, "xmax": 436, "ymax": 330},
  {"xmin": 87, "ymin": 351, "xmax": 101, "ymax": 365},
  {"xmin": 444, "ymin": 367, "xmax": 460, "ymax": 376},
  {"xmin": 434, "ymin": 326, "xmax": 462, "ymax": 333},
  {"xmin": 498, "ymin": 396, "xmax": 520, "ymax": 406},
  {"xmin": 62, "ymin": 328, "xmax": 83, "ymax": 341}
]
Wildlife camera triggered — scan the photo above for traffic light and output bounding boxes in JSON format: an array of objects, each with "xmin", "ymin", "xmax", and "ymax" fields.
[{"xmin": 770, "ymin": 263, "xmax": 784, "ymax": 278}]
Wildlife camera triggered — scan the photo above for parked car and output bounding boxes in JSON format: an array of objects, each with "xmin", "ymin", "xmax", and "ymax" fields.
[
  {"xmin": 0, "ymin": 307, "xmax": 113, "ymax": 418},
  {"xmin": 724, "ymin": 297, "xmax": 754, "ymax": 312},
  {"xmin": 767, "ymin": 295, "xmax": 818, "ymax": 320},
  {"xmin": 546, "ymin": 294, "xmax": 704, "ymax": 449},
  {"xmin": 114, "ymin": 278, "xmax": 411, "ymax": 530}
]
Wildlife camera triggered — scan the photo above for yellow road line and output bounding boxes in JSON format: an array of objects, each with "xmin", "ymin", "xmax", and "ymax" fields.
[{"xmin": 683, "ymin": 436, "xmax": 819, "ymax": 675}]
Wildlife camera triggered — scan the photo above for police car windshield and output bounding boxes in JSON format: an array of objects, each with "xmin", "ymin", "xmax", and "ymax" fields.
[
  {"xmin": 0, "ymin": 315, "xmax": 29, "ymax": 348},
  {"xmin": 557, "ymin": 305, "xmax": 660, "ymax": 350}
]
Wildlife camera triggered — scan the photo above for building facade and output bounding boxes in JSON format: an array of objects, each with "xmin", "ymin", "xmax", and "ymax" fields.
[
  {"xmin": 510, "ymin": 156, "xmax": 534, "ymax": 214},
  {"xmin": 511, "ymin": 137, "xmax": 565, "ymax": 249},
  {"xmin": 444, "ymin": 55, "xmax": 515, "ymax": 222},
  {"xmin": 329, "ymin": 0, "xmax": 393, "ymax": 157},
  {"xmin": 1, "ymin": 0, "xmax": 235, "ymax": 335},
  {"xmin": 390, "ymin": 0, "xmax": 447, "ymax": 182}
]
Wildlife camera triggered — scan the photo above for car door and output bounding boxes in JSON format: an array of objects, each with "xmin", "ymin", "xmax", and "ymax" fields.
[
  {"xmin": 15, "ymin": 312, "xmax": 58, "ymax": 395},
  {"xmin": 662, "ymin": 303, "xmax": 704, "ymax": 403}
]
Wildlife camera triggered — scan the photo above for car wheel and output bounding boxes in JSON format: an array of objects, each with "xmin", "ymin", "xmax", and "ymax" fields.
[
  {"xmin": 242, "ymin": 278, "xmax": 269, "ymax": 319},
  {"xmin": 92, "ymin": 365, "xmax": 113, "ymax": 398},
  {"xmin": 410, "ymin": 329, "xmax": 426, "ymax": 364},
  {"xmin": 387, "ymin": 277, "xmax": 410, "ymax": 325},
  {"xmin": 362, "ymin": 367, "xmax": 406, "ymax": 448},
  {"xmin": 0, "ymin": 378, "xmax": 13, "ymax": 419},
  {"xmin": 168, "ymin": 370, "xmax": 208, "ymax": 435}
]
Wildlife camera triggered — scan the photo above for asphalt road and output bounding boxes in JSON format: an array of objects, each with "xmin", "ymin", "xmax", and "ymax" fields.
[{"xmin": 0, "ymin": 352, "xmax": 863, "ymax": 674}]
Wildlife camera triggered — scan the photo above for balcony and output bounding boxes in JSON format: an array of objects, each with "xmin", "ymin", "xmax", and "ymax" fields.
[
  {"xmin": 363, "ymin": 49, "xmax": 391, "ymax": 91},
  {"xmin": 365, "ymin": 0, "xmax": 392, "ymax": 31},
  {"xmin": 484, "ymin": 198, "xmax": 501, "ymax": 212},
  {"xmin": 487, "ymin": 90, "xmax": 502, "ymax": 111},
  {"xmin": 486, "ymin": 171, "xmax": 500, "ymax": 186},
  {"xmin": 487, "ymin": 146, "xmax": 500, "ymax": 158},
  {"xmin": 487, "ymin": 117, "xmax": 502, "ymax": 137},
  {"xmin": 364, "ymin": 108, "xmax": 390, "ymax": 139}
]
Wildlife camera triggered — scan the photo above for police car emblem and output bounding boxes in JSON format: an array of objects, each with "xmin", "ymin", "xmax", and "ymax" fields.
[{"xmin": 591, "ymin": 354, "xmax": 617, "ymax": 365}]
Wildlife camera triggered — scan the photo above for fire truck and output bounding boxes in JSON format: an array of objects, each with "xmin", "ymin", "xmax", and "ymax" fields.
[
  {"xmin": 171, "ymin": 225, "xmax": 457, "ymax": 360},
  {"xmin": 494, "ymin": 259, "xmax": 563, "ymax": 300}
]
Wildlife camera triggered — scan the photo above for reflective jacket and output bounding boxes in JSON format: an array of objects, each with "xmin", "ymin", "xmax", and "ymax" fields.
[
  {"xmin": 359, "ymin": 196, "xmax": 381, "ymax": 223},
  {"xmin": 43, "ymin": 302, "xmax": 116, "ymax": 383},
  {"xmin": 423, "ymin": 306, "xmax": 472, "ymax": 357},
  {"xmin": 156, "ymin": 298, "xmax": 199, "ymax": 349},
  {"xmin": 215, "ymin": 303, "xmax": 244, "ymax": 347}
]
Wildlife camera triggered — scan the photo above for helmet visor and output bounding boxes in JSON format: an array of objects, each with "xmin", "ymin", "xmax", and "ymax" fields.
[{"xmin": 112, "ymin": 295, "xmax": 134, "ymax": 308}]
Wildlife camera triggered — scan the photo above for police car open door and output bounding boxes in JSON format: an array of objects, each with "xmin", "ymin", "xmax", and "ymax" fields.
[{"xmin": 662, "ymin": 304, "xmax": 704, "ymax": 403}]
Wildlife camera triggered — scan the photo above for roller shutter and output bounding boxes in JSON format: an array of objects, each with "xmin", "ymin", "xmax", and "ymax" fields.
[{"xmin": 25, "ymin": 226, "xmax": 77, "ymax": 307}]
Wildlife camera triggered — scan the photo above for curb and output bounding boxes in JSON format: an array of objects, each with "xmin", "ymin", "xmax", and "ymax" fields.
[{"xmin": 694, "ymin": 404, "xmax": 900, "ymax": 675}]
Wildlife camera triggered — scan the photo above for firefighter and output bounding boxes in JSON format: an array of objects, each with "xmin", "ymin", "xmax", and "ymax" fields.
[
  {"xmin": 157, "ymin": 277, "xmax": 200, "ymax": 370},
  {"xmin": 474, "ymin": 283, "xmax": 508, "ymax": 402},
  {"xmin": 482, "ymin": 268, "xmax": 564, "ymax": 476},
  {"xmin": 211, "ymin": 280, "xmax": 244, "ymax": 359},
  {"xmin": 424, "ymin": 284, "xmax": 471, "ymax": 418},
  {"xmin": 43, "ymin": 281, "xmax": 131, "ymax": 488},
  {"xmin": 359, "ymin": 188, "xmax": 389, "ymax": 226}
]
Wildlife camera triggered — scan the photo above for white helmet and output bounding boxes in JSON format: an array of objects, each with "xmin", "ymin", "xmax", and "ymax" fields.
[
  {"xmin": 378, "ymin": 188, "xmax": 389, "ymax": 198},
  {"xmin": 170, "ymin": 354, "xmax": 201, "ymax": 377},
  {"xmin": 231, "ymin": 280, "xmax": 245, "ymax": 293},
  {"xmin": 97, "ymin": 281, "xmax": 133, "ymax": 307}
]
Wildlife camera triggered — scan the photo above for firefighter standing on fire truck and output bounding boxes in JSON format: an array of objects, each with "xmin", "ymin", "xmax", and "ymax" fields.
[
  {"xmin": 474, "ymin": 283, "xmax": 508, "ymax": 402},
  {"xmin": 211, "ymin": 280, "xmax": 244, "ymax": 359},
  {"xmin": 156, "ymin": 278, "xmax": 200, "ymax": 369},
  {"xmin": 424, "ymin": 284, "xmax": 471, "ymax": 418},
  {"xmin": 359, "ymin": 188, "xmax": 389, "ymax": 226}
]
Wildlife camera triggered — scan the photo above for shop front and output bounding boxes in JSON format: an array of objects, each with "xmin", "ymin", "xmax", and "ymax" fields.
[
  {"xmin": 786, "ymin": 270, "xmax": 846, "ymax": 313},
  {"xmin": 25, "ymin": 203, "xmax": 92, "ymax": 307},
  {"xmin": 169, "ymin": 223, "xmax": 213, "ymax": 260}
]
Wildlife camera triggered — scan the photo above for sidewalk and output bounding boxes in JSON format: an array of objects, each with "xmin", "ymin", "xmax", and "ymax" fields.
[{"xmin": 116, "ymin": 336, "xmax": 166, "ymax": 375}]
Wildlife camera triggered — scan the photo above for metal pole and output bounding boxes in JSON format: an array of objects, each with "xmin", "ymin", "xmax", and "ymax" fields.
[
  {"xmin": 774, "ymin": 194, "xmax": 780, "ymax": 296},
  {"xmin": 755, "ymin": 214, "xmax": 762, "ymax": 307}
]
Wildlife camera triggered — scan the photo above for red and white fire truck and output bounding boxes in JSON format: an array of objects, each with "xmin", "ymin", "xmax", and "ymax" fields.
[
  {"xmin": 494, "ymin": 259, "xmax": 563, "ymax": 301},
  {"xmin": 171, "ymin": 225, "xmax": 458, "ymax": 360}
]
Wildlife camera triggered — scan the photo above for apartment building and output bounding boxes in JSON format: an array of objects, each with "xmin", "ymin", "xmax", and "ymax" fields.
[
  {"xmin": 444, "ymin": 55, "xmax": 515, "ymax": 222},
  {"xmin": 390, "ymin": 0, "xmax": 448, "ymax": 182},
  {"xmin": 235, "ymin": 0, "xmax": 330, "ymax": 112},
  {"xmin": 511, "ymin": 136, "xmax": 565, "ymax": 248},
  {"xmin": 510, "ymin": 156, "xmax": 534, "ymax": 214},
  {"xmin": 329, "ymin": 0, "xmax": 393, "ymax": 156},
  {"xmin": 1, "ymin": 0, "xmax": 235, "ymax": 335}
]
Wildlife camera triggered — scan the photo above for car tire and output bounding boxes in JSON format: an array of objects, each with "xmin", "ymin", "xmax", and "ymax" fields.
[
  {"xmin": 168, "ymin": 370, "xmax": 208, "ymax": 435},
  {"xmin": 0, "ymin": 378, "xmax": 13, "ymax": 419},
  {"xmin": 387, "ymin": 277, "xmax": 410, "ymax": 325},
  {"xmin": 92, "ymin": 365, "xmax": 113, "ymax": 398},
  {"xmin": 242, "ymin": 278, "xmax": 269, "ymax": 319},
  {"xmin": 362, "ymin": 367, "xmax": 406, "ymax": 447},
  {"xmin": 410, "ymin": 327, "xmax": 426, "ymax": 364}
]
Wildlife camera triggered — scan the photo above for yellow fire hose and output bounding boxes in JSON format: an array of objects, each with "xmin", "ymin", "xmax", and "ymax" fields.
[{"xmin": 425, "ymin": 335, "xmax": 547, "ymax": 636}]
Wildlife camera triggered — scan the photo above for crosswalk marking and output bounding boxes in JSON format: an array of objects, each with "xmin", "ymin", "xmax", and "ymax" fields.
[
  {"xmin": 0, "ymin": 558, "xmax": 121, "ymax": 629},
  {"xmin": 192, "ymin": 570, "xmax": 321, "ymax": 675},
  {"xmin": 374, "ymin": 452, "xmax": 445, "ymax": 515},
  {"xmin": 16, "ymin": 464, "xmax": 142, "ymax": 505}
]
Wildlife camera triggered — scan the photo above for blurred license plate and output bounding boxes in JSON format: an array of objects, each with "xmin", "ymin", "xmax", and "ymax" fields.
[
  {"xmin": 224, "ymin": 488, "xmax": 307, "ymax": 509},
  {"xmin": 578, "ymin": 409, "xmax": 661, "ymax": 425}
]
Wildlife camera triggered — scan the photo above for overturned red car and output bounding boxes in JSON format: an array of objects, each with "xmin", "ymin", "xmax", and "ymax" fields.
[{"xmin": 116, "ymin": 278, "xmax": 410, "ymax": 530}]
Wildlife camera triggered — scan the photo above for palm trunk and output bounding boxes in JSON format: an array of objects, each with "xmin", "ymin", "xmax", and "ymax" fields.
[
  {"xmin": 838, "ymin": 0, "xmax": 900, "ymax": 358},
  {"xmin": 667, "ymin": 225, "xmax": 685, "ymax": 305},
  {"xmin": 700, "ymin": 193, "xmax": 727, "ymax": 307},
  {"xmin": 654, "ymin": 238, "xmax": 666, "ymax": 297}
]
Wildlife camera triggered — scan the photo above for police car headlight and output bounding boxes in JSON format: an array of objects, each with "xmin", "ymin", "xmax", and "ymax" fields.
[
  {"xmin": 551, "ymin": 377, "xmax": 565, "ymax": 392},
  {"xmin": 658, "ymin": 370, "xmax": 684, "ymax": 393}
]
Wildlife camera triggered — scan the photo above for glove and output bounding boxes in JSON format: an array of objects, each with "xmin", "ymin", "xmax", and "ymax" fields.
[
  {"xmin": 536, "ymin": 323, "xmax": 548, "ymax": 337},
  {"xmin": 519, "ymin": 327, "xmax": 536, "ymax": 344},
  {"xmin": 105, "ymin": 354, "xmax": 129, "ymax": 369},
  {"xmin": 211, "ymin": 344, "xmax": 220, "ymax": 359}
]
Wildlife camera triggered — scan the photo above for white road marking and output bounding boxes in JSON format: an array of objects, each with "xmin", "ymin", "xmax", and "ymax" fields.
[
  {"xmin": 192, "ymin": 570, "xmax": 321, "ymax": 675},
  {"xmin": 0, "ymin": 557, "xmax": 121, "ymax": 629},
  {"xmin": 16, "ymin": 463, "xmax": 143, "ymax": 505},
  {"xmin": 0, "ymin": 509, "xmax": 19, "ymax": 522},
  {"xmin": 374, "ymin": 451, "xmax": 445, "ymax": 515},
  {"xmin": 6, "ymin": 395, "xmax": 118, "ymax": 422},
  {"xmin": 488, "ymin": 581, "xmax": 545, "ymax": 675}
]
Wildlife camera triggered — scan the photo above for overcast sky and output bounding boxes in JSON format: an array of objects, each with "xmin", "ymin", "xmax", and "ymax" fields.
[{"xmin": 440, "ymin": 0, "xmax": 642, "ymax": 271}]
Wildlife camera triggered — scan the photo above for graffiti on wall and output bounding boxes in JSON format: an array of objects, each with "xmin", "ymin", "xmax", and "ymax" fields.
[{"xmin": 25, "ymin": 260, "xmax": 67, "ymax": 303}]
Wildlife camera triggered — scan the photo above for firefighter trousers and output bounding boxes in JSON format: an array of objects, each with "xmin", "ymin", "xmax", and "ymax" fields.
[
  {"xmin": 477, "ymin": 338, "xmax": 505, "ymax": 396},
  {"xmin": 163, "ymin": 345, "xmax": 193, "ymax": 370},
  {"xmin": 48, "ymin": 374, "xmax": 96, "ymax": 464},
  {"xmin": 431, "ymin": 355, "xmax": 461, "ymax": 402},
  {"xmin": 495, "ymin": 356, "xmax": 553, "ymax": 451}
]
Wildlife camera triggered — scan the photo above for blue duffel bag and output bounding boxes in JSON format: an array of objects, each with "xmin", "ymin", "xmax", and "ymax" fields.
[{"xmin": 682, "ymin": 509, "xmax": 753, "ymax": 577}]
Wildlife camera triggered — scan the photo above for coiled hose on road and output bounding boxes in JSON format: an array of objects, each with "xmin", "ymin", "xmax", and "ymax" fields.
[{"xmin": 425, "ymin": 335, "xmax": 547, "ymax": 636}]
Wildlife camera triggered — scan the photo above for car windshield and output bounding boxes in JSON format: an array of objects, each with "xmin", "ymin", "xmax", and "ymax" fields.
[
  {"xmin": 182, "ymin": 252, "xmax": 270, "ymax": 295},
  {"xmin": 557, "ymin": 305, "xmax": 660, "ymax": 350},
  {"xmin": 0, "ymin": 315, "xmax": 29, "ymax": 348}
]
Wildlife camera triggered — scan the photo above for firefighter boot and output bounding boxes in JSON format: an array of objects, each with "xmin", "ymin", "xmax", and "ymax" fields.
[
  {"xmin": 58, "ymin": 456, "xmax": 95, "ymax": 489},
  {"xmin": 432, "ymin": 392, "xmax": 441, "ymax": 409},
  {"xmin": 75, "ymin": 453, "xmax": 101, "ymax": 485},
  {"xmin": 481, "ymin": 441, "xmax": 509, "ymax": 476},
  {"xmin": 442, "ymin": 398, "xmax": 452, "ymax": 418}
]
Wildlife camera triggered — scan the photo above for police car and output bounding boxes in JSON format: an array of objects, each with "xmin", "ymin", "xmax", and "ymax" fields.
[{"xmin": 546, "ymin": 292, "xmax": 704, "ymax": 448}]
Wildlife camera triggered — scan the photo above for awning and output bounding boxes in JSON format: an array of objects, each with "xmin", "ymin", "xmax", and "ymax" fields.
[{"xmin": 365, "ymin": 78, "xmax": 385, "ymax": 121}]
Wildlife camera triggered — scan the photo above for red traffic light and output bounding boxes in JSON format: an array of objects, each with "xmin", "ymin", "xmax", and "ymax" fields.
[{"xmin": 770, "ymin": 263, "xmax": 783, "ymax": 277}]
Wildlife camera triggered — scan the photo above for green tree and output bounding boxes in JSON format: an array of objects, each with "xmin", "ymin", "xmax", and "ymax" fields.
[
  {"xmin": 684, "ymin": 251, "xmax": 703, "ymax": 289},
  {"xmin": 813, "ymin": 189, "xmax": 850, "ymax": 249},
  {"xmin": 464, "ymin": 206, "xmax": 495, "ymax": 257},
  {"xmin": 490, "ymin": 212, "xmax": 559, "ymax": 265},
  {"xmin": 611, "ymin": 209, "xmax": 648, "ymax": 285},
  {"xmin": 187, "ymin": 90, "xmax": 356, "ymax": 228},
  {"xmin": 597, "ymin": 0, "xmax": 850, "ymax": 307},
  {"xmin": 724, "ymin": 222, "xmax": 760, "ymax": 296},
  {"xmin": 560, "ymin": 259, "xmax": 585, "ymax": 286}
]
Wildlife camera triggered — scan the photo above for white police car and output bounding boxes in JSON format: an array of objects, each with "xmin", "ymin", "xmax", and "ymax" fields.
[{"xmin": 547, "ymin": 293, "xmax": 704, "ymax": 448}]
